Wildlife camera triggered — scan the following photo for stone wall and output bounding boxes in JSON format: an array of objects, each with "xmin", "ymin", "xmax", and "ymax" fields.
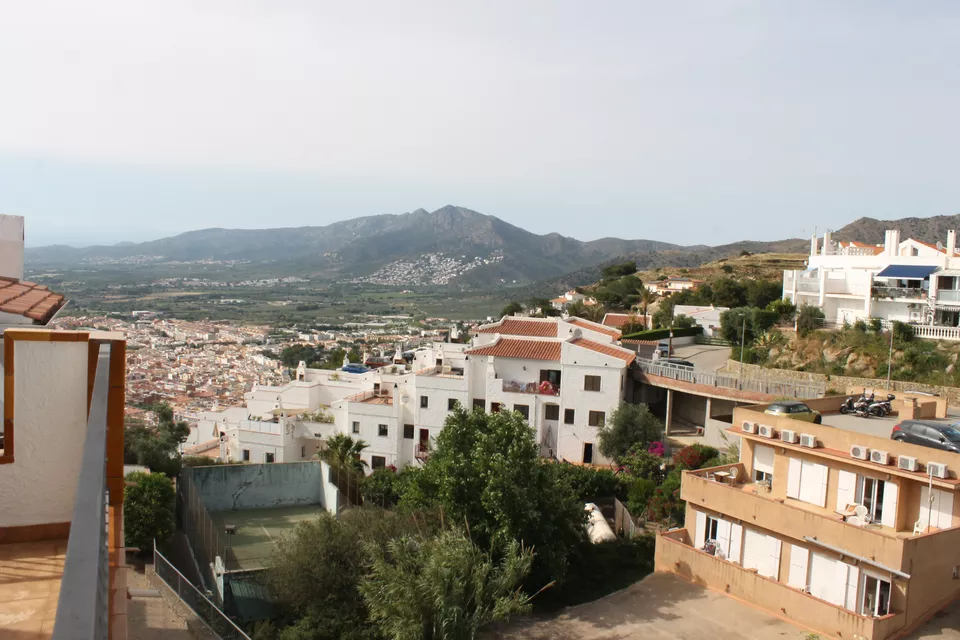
[
  {"xmin": 185, "ymin": 461, "xmax": 326, "ymax": 512},
  {"xmin": 721, "ymin": 359, "xmax": 960, "ymax": 405}
]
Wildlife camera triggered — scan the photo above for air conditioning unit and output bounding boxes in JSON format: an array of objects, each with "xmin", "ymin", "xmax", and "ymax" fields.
[
  {"xmin": 870, "ymin": 450, "xmax": 890, "ymax": 465},
  {"xmin": 850, "ymin": 444, "xmax": 870, "ymax": 460},
  {"xmin": 897, "ymin": 455, "xmax": 919, "ymax": 472},
  {"xmin": 927, "ymin": 461, "xmax": 949, "ymax": 479},
  {"xmin": 800, "ymin": 434, "xmax": 818, "ymax": 448},
  {"xmin": 742, "ymin": 421, "xmax": 756, "ymax": 434},
  {"xmin": 780, "ymin": 429, "xmax": 799, "ymax": 444},
  {"xmin": 758, "ymin": 424, "xmax": 775, "ymax": 439}
]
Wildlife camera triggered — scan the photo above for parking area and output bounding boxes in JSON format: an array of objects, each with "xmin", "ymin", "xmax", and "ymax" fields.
[
  {"xmin": 824, "ymin": 411, "xmax": 959, "ymax": 440},
  {"xmin": 670, "ymin": 344, "xmax": 732, "ymax": 372}
]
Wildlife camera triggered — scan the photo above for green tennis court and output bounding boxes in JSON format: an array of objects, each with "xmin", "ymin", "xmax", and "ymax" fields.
[{"xmin": 210, "ymin": 505, "xmax": 326, "ymax": 570}]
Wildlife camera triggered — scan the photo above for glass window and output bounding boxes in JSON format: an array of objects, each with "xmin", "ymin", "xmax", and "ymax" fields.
[
  {"xmin": 420, "ymin": 396, "xmax": 429, "ymax": 408},
  {"xmin": 514, "ymin": 404, "xmax": 529, "ymax": 419},
  {"xmin": 860, "ymin": 575, "xmax": 892, "ymax": 617},
  {"xmin": 448, "ymin": 398, "xmax": 457, "ymax": 411},
  {"xmin": 403, "ymin": 424, "xmax": 414, "ymax": 439},
  {"xmin": 588, "ymin": 411, "xmax": 605, "ymax": 427},
  {"xmin": 242, "ymin": 449, "xmax": 250, "ymax": 462},
  {"xmin": 584, "ymin": 375, "xmax": 601, "ymax": 391},
  {"xmin": 372, "ymin": 456, "xmax": 386, "ymax": 470},
  {"xmin": 352, "ymin": 421, "xmax": 360, "ymax": 434},
  {"xmin": 564, "ymin": 409, "xmax": 575, "ymax": 424},
  {"xmin": 265, "ymin": 452, "xmax": 275, "ymax": 463},
  {"xmin": 544, "ymin": 404, "xmax": 560, "ymax": 420},
  {"xmin": 378, "ymin": 424, "xmax": 388, "ymax": 437}
]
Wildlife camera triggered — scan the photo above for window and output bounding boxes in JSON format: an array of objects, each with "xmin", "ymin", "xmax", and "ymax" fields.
[
  {"xmin": 786, "ymin": 458, "xmax": 828, "ymax": 507},
  {"xmin": 403, "ymin": 424, "xmax": 414, "ymax": 439},
  {"xmin": 752, "ymin": 444, "xmax": 775, "ymax": 485},
  {"xmin": 301, "ymin": 445, "xmax": 306, "ymax": 458},
  {"xmin": 420, "ymin": 395, "xmax": 429, "ymax": 408},
  {"xmin": 588, "ymin": 411, "xmax": 605, "ymax": 427},
  {"xmin": 352, "ymin": 421, "xmax": 360, "ymax": 434},
  {"xmin": 860, "ymin": 574, "xmax": 891, "ymax": 617},
  {"xmin": 564, "ymin": 409, "xmax": 575, "ymax": 424},
  {"xmin": 490, "ymin": 402, "xmax": 501, "ymax": 413},
  {"xmin": 447, "ymin": 398, "xmax": 457, "ymax": 411},
  {"xmin": 378, "ymin": 424, "xmax": 388, "ymax": 437},
  {"xmin": 473, "ymin": 398, "xmax": 485, "ymax": 409},
  {"xmin": 242, "ymin": 449, "xmax": 250, "ymax": 462},
  {"xmin": 539, "ymin": 369, "xmax": 561, "ymax": 387},
  {"xmin": 706, "ymin": 516, "xmax": 720, "ymax": 542},
  {"xmin": 582, "ymin": 443, "xmax": 593, "ymax": 464},
  {"xmin": 514, "ymin": 404, "xmax": 529, "ymax": 419},
  {"xmin": 584, "ymin": 375, "xmax": 601, "ymax": 392},
  {"xmin": 754, "ymin": 470, "xmax": 773, "ymax": 483},
  {"xmin": 372, "ymin": 455, "xmax": 386, "ymax": 470},
  {"xmin": 544, "ymin": 404, "xmax": 560, "ymax": 421},
  {"xmin": 265, "ymin": 452, "xmax": 275, "ymax": 463},
  {"xmin": 857, "ymin": 477, "xmax": 886, "ymax": 523},
  {"xmin": 436, "ymin": 358, "xmax": 443, "ymax": 366}
]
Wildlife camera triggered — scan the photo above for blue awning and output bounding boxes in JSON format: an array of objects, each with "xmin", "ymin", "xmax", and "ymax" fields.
[{"xmin": 874, "ymin": 265, "xmax": 939, "ymax": 280}]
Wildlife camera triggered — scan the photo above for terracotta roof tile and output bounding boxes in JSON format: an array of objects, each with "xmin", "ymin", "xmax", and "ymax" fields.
[
  {"xmin": 600, "ymin": 313, "xmax": 633, "ymax": 329},
  {"xmin": 0, "ymin": 277, "xmax": 66, "ymax": 323},
  {"xmin": 465, "ymin": 338, "xmax": 561, "ymax": 361},
  {"xmin": 567, "ymin": 317, "xmax": 622, "ymax": 338},
  {"xmin": 476, "ymin": 317, "xmax": 559, "ymax": 337},
  {"xmin": 569, "ymin": 338, "xmax": 636, "ymax": 365}
]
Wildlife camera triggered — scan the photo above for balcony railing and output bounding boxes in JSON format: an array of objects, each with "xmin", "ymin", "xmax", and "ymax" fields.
[
  {"xmin": 911, "ymin": 324, "xmax": 960, "ymax": 341},
  {"xmin": 795, "ymin": 280, "xmax": 821, "ymax": 293},
  {"xmin": 415, "ymin": 444, "xmax": 430, "ymax": 460},
  {"xmin": 52, "ymin": 344, "xmax": 112, "ymax": 640},
  {"xmin": 501, "ymin": 379, "xmax": 560, "ymax": 395},
  {"xmin": 936, "ymin": 289, "xmax": 960, "ymax": 303},
  {"xmin": 636, "ymin": 358, "xmax": 825, "ymax": 399},
  {"xmin": 873, "ymin": 286, "xmax": 926, "ymax": 300}
]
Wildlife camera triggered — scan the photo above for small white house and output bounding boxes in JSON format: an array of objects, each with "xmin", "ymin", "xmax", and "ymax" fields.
[{"xmin": 673, "ymin": 305, "xmax": 729, "ymax": 337}]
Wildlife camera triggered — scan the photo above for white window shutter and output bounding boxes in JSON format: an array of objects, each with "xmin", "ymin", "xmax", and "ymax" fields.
[
  {"xmin": 831, "ymin": 561, "xmax": 850, "ymax": 607},
  {"xmin": 716, "ymin": 520, "xmax": 733, "ymax": 560},
  {"xmin": 920, "ymin": 486, "xmax": 933, "ymax": 528},
  {"xmin": 787, "ymin": 544, "xmax": 809, "ymax": 589},
  {"xmin": 728, "ymin": 523, "xmax": 743, "ymax": 565},
  {"xmin": 753, "ymin": 444, "xmax": 775, "ymax": 476},
  {"xmin": 816, "ymin": 463, "xmax": 829, "ymax": 508},
  {"xmin": 787, "ymin": 458, "xmax": 802, "ymax": 499},
  {"xmin": 936, "ymin": 487, "xmax": 953, "ymax": 529},
  {"xmin": 844, "ymin": 564, "xmax": 860, "ymax": 611},
  {"xmin": 881, "ymin": 480, "xmax": 898, "ymax": 528},
  {"xmin": 695, "ymin": 510, "xmax": 707, "ymax": 549},
  {"xmin": 767, "ymin": 538, "xmax": 783, "ymax": 581},
  {"xmin": 837, "ymin": 470, "xmax": 858, "ymax": 512}
]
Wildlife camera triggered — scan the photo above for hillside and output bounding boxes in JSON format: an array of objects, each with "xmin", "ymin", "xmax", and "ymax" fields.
[
  {"xmin": 834, "ymin": 213, "xmax": 960, "ymax": 245},
  {"xmin": 25, "ymin": 205, "xmax": 682, "ymax": 286}
]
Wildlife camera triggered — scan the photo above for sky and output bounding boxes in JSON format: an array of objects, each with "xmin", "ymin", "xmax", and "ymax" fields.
[{"xmin": 1, "ymin": 1, "xmax": 959, "ymax": 247}]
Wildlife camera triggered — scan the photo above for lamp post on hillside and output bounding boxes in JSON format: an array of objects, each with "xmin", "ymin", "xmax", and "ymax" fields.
[
  {"xmin": 887, "ymin": 322, "xmax": 895, "ymax": 389},
  {"xmin": 738, "ymin": 314, "xmax": 747, "ymax": 389}
]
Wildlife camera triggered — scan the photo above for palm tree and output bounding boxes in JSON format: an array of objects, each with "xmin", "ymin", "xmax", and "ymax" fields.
[
  {"xmin": 639, "ymin": 288, "xmax": 658, "ymax": 326},
  {"xmin": 318, "ymin": 433, "xmax": 368, "ymax": 475}
]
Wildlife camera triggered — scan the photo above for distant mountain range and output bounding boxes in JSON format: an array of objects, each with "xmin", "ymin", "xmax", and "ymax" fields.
[{"xmin": 24, "ymin": 206, "xmax": 960, "ymax": 290}]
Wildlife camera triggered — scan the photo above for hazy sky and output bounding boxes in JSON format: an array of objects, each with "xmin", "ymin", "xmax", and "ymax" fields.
[{"xmin": 2, "ymin": 1, "xmax": 958, "ymax": 247}]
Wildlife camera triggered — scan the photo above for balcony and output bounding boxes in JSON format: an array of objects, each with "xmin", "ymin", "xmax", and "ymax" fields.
[
  {"xmin": 872, "ymin": 286, "xmax": 926, "ymax": 300},
  {"xmin": 935, "ymin": 289, "xmax": 960, "ymax": 304},
  {"xmin": 0, "ymin": 331, "xmax": 126, "ymax": 640},
  {"xmin": 655, "ymin": 529, "xmax": 904, "ymax": 640},
  {"xmin": 415, "ymin": 365, "xmax": 464, "ymax": 378},
  {"xmin": 682, "ymin": 465, "xmax": 906, "ymax": 569},
  {"xmin": 911, "ymin": 324, "xmax": 960, "ymax": 341},
  {"xmin": 501, "ymin": 379, "xmax": 560, "ymax": 396},
  {"xmin": 795, "ymin": 280, "xmax": 821, "ymax": 294}
]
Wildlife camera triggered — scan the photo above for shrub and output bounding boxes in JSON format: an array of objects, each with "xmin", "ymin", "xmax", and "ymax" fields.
[
  {"xmin": 892, "ymin": 321, "xmax": 915, "ymax": 343},
  {"xmin": 620, "ymin": 326, "xmax": 703, "ymax": 341},
  {"xmin": 620, "ymin": 448, "xmax": 666, "ymax": 484},
  {"xmin": 181, "ymin": 456, "xmax": 226, "ymax": 468},
  {"xmin": 672, "ymin": 314, "xmax": 696, "ymax": 329},
  {"xmin": 869, "ymin": 317, "xmax": 883, "ymax": 332},
  {"xmin": 626, "ymin": 478, "xmax": 656, "ymax": 517},
  {"xmin": 646, "ymin": 470, "xmax": 685, "ymax": 525},
  {"xmin": 124, "ymin": 472, "xmax": 175, "ymax": 553},
  {"xmin": 797, "ymin": 305, "xmax": 826, "ymax": 337},
  {"xmin": 647, "ymin": 441, "xmax": 665, "ymax": 457},
  {"xmin": 597, "ymin": 404, "xmax": 664, "ymax": 464},
  {"xmin": 361, "ymin": 467, "xmax": 403, "ymax": 508},
  {"xmin": 673, "ymin": 444, "xmax": 720, "ymax": 471},
  {"xmin": 853, "ymin": 319, "xmax": 868, "ymax": 333},
  {"xmin": 556, "ymin": 464, "xmax": 630, "ymax": 501}
]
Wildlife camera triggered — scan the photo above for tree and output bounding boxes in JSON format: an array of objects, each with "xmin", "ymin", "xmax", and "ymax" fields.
[
  {"xmin": 360, "ymin": 530, "xmax": 533, "ymax": 640},
  {"xmin": 638, "ymin": 287, "xmax": 657, "ymax": 321},
  {"xmin": 124, "ymin": 471, "xmax": 175, "ymax": 553},
  {"xmin": 400, "ymin": 407, "xmax": 585, "ymax": 589},
  {"xmin": 361, "ymin": 467, "xmax": 402, "ymax": 508},
  {"xmin": 796, "ymin": 304, "xmax": 826, "ymax": 337},
  {"xmin": 745, "ymin": 279, "xmax": 783, "ymax": 309},
  {"xmin": 320, "ymin": 434, "xmax": 368, "ymax": 475},
  {"xmin": 528, "ymin": 297, "xmax": 560, "ymax": 317},
  {"xmin": 766, "ymin": 298, "xmax": 796, "ymax": 324},
  {"xmin": 719, "ymin": 307, "xmax": 777, "ymax": 345},
  {"xmin": 672, "ymin": 314, "xmax": 696, "ymax": 329},
  {"xmin": 710, "ymin": 278, "xmax": 747, "ymax": 308},
  {"xmin": 124, "ymin": 403, "xmax": 190, "ymax": 477},
  {"xmin": 501, "ymin": 301, "xmax": 523, "ymax": 318},
  {"xmin": 566, "ymin": 300, "xmax": 605, "ymax": 323},
  {"xmin": 601, "ymin": 261, "xmax": 638, "ymax": 280},
  {"xmin": 597, "ymin": 404, "xmax": 664, "ymax": 465},
  {"xmin": 593, "ymin": 274, "xmax": 642, "ymax": 310}
]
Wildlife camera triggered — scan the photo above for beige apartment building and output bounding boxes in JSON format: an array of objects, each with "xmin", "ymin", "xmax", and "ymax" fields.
[{"xmin": 655, "ymin": 400, "xmax": 960, "ymax": 640}]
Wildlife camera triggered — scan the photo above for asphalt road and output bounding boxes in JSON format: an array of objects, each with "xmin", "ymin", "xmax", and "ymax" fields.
[{"xmin": 670, "ymin": 344, "xmax": 732, "ymax": 372}]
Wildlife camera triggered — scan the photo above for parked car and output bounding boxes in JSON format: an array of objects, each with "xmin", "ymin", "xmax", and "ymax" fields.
[
  {"xmin": 764, "ymin": 401, "xmax": 822, "ymax": 424},
  {"xmin": 656, "ymin": 341, "xmax": 671, "ymax": 358},
  {"xmin": 891, "ymin": 420, "xmax": 960, "ymax": 453},
  {"xmin": 661, "ymin": 358, "xmax": 695, "ymax": 368},
  {"xmin": 341, "ymin": 363, "xmax": 370, "ymax": 374}
]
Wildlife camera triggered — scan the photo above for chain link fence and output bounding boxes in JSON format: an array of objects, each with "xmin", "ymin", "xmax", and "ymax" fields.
[{"xmin": 153, "ymin": 541, "xmax": 252, "ymax": 640}]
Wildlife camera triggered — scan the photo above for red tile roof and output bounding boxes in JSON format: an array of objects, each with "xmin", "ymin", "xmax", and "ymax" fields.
[
  {"xmin": 465, "ymin": 338, "xmax": 561, "ymax": 361},
  {"xmin": 476, "ymin": 317, "xmax": 559, "ymax": 337},
  {"xmin": 600, "ymin": 313, "xmax": 633, "ymax": 329},
  {"xmin": 0, "ymin": 277, "xmax": 66, "ymax": 323},
  {"xmin": 569, "ymin": 338, "xmax": 636, "ymax": 365},
  {"xmin": 566, "ymin": 316, "xmax": 622, "ymax": 338}
]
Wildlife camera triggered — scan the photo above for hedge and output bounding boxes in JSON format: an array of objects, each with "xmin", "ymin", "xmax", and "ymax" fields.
[{"xmin": 621, "ymin": 326, "xmax": 703, "ymax": 341}]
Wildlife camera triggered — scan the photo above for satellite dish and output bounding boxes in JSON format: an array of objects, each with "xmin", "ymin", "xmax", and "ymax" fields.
[{"xmin": 573, "ymin": 328, "xmax": 583, "ymax": 339}]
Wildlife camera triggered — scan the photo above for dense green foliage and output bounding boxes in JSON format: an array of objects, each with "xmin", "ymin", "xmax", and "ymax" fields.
[
  {"xmin": 597, "ymin": 404, "xmax": 664, "ymax": 465},
  {"xmin": 500, "ymin": 301, "xmax": 524, "ymax": 317},
  {"xmin": 593, "ymin": 274, "xmax": 643, "ymax": 310},
  {"xmin": 124, "ymin": 403, "xmax": 190, "ymax": 477},
  {"xmin": 400, "ymin": 408, "xmax": 586, "ymax": 590},
  {"xmin": 360, "ymin": 530, "xmax": 534, "ymax": 640},
  {"xmin": 361, "ymin": 467, "xmax": 404, "ymax": 509},
  {"xmin": 652, "ymin": 277, "xmax": 783, "ymax": 328},
  {"xmin": 620, "ymin": 326, "xmax": 702, "ymax": 341},
  {"xmin": 321, "ymin": 434, "xmax": 369, "ymax": 474},
  {"xmin": 796, "ymin": 304, "xmax": 826, "ymax": 337},
  {"xmin": 719, "ymin": 307, "xmax": 777, "ymax": 345},
  {"xmin": 553, "ymin": 464, "xmax": 631, "ymax": 501},
  {"xmin": 280, "ymin": 344, "xmax": 325, "ymax": 368},
  {"xmin": 124, "ymin": 471, "xmax": 175, "ymax": 553},
  {"xmin": 601, "ymin": 261, "xmax": 638, "ymax": 279}
]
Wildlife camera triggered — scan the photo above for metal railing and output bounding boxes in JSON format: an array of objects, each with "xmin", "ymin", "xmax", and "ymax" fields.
[
  {"xmin": 636, "ymin": 358, "xmax": 825, "ymax": 399},
  {"xmin": 795, "ymin": 280, "xmax": 821, "ymax": 293},
  {"xmin": 501, "ymin": 379, "xmax": 560, "ymax": 395},
  {"xmin": 936, "ymin": 289, "xmax": 960, "ymax": 303},
  {"xmin": 873, "ymin": 286, "xmax": 926, "ymax": 300},
  {"xmin": 153, "ymin": 542, "xmax": 252, "ymax": 640},
  {"xmin": 52, "ymin": 344, "xmax": 112, "ymax": 640},
  {"xmin": 181, "ymin": 471, "xmax": 230, "ymax": 577}
]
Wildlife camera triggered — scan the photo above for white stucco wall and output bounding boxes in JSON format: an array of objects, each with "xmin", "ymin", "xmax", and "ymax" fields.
[
  {"xmin": 0, "ymin": 214, "xmax": 25, "ymax": 281},
  {"xmin": 0, "ymin": 340, "xmax": 89, "ymax": 526}
]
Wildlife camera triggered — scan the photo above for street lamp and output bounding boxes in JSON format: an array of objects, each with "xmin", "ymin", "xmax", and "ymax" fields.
[
  {"xmin": 738, "ymin": 314, "xmax": 747, "ymax": 388},
  {"xmin": 887, "ymin": 322, "xmax": 895, "ymax": 389}
]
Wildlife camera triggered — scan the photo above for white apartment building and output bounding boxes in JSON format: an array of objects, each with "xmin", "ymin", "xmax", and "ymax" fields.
[
  {"xmin": 190, "ymin": 316, "xmax": 637, "ymax": 470},
  {"xmin": 673, "ymin": 304, "xmax": 729, "ymax": 338},
  {"xmin": 784, "ymin": 229, "xmax": 960, "ymax": 340}
]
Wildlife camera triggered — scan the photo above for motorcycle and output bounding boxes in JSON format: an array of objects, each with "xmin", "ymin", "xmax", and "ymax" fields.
[{"xmin": 840, "ymin": 395, "xmax": 872, "ymax": 418}]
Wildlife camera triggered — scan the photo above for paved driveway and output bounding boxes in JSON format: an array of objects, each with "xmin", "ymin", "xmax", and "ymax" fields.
[
  {"xmin": 488, "ymin": 572, "xmax": 960, "ymax": 640},
  {"xmin": 671, "ymin": 345, "xmax": 732, "ymax": 373}
]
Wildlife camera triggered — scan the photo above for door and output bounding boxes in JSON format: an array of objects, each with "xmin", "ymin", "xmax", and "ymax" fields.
[
  {"xmin": 920, "ymin": 486, "xmax": 954, "ymax": 529},
  {"xmin": 787, "ymin": 545, "xmax": 809, "ymax": 590},
  {"xmin": 582, "ymin": 443, "xmax": 593, "ymax": 464},
  {"xmin": 860, "ymin": 574, "xmax": 892, "ymax": 617},
  {"xmin": 808, "ymin": 552, "xmax": 836, "ymax": 603},
  {"xmin": 742, "ymin": 529, "xmax": 780, "ymax": 579},
  {"xmin": 418, "ymin": 429, "xmax": 429, "ymax": 455}
]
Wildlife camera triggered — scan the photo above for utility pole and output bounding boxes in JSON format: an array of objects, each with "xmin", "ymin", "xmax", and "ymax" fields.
[
  {"xmin": 668, "ymin": 322, "xmax": 674, "ymax": 357},
  {"xmin": 739, "ymin": 314, "xmax": 747, "ymax": 388}
]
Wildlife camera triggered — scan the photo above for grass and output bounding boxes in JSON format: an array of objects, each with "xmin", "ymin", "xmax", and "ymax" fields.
[{"xmin": 533, "ymin": 536, "xmax": 656, "ymax": 612}]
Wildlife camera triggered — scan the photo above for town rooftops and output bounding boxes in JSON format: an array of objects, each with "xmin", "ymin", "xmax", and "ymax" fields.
[
  {"xmin": 476, "ymin": 316, "xmax": 560, "ymax": 337},
  {"xmin": 0, "ymin": 276, "xmax": 66, "ymax": 323},
  {"xmin": 465, "ymin": 337, "xmax": 562, "ymax": 361}
]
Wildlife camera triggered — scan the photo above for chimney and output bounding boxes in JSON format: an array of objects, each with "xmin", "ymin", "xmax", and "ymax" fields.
[
  {"xmin": 884, "ymin": 229, "xmax": 901, "ymax": 257},
  {"xmin": 948, "ymin": 230, "xmax": 957, "ymax": 258},
  {"xmin": 822, "ymin": 231, "xmax": 833, "ymax": 256},
  {"xmin": 0, "ymin": 214, "xmax": 25, "ymax": 281},
  {"xmin": 810, "ymin": 234, "xmax": 818, "ymax": 256}
]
